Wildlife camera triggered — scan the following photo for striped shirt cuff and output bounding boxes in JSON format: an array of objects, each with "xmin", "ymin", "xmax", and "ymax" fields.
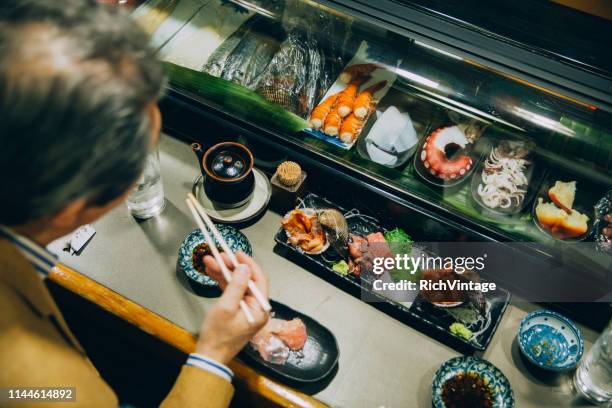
[{"xmin": 186, "ymin": 353, "xmax": 234, "ymax": 383}]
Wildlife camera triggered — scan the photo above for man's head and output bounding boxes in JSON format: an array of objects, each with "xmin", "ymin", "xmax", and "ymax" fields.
[{"xmin": 0, "ymin": 0, "xmax": 164, "ymax": 241}]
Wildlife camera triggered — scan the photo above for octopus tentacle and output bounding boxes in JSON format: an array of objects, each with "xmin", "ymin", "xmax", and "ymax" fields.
[{"xmin": 420, "ymin": 126, "xmax": 472, "ymax": 180}]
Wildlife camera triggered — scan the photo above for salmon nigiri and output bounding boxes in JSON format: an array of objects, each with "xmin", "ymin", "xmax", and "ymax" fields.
[
  {"xmin": 309, "ymin": 94, "xmax": 338, "ymax": 129},
  {"xmin": 353, "ymin": 80, "xmax": 387, "ymax": 119}
]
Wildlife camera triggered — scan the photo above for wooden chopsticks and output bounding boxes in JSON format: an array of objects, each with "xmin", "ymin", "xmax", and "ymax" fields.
[{"xmin": 186, "ymin": 194, "xmax": 271, "ymax": 324}]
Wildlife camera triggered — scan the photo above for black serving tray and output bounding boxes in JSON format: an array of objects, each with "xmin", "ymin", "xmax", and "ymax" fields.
[
  {"xmin": 274, "ymin": 193, "xmax": 510, "ymax": 351},
  {"xmin": 240, "ymin": 300, "xmax": 339, "ymax": 383}
]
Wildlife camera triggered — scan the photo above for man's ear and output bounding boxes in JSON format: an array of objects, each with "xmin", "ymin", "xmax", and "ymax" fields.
[{"xmin": 47, "ymin": 198, "xmax": 90, "ymax": 230}]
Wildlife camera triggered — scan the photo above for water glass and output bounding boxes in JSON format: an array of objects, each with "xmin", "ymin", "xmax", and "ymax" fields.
[
  {"xmin": 126, "ymin": 147, "xmax": 165, "ymax": 219},
  {"xmin": 574, "ymin": 318, "xmax": 612, "ymax": 404}
]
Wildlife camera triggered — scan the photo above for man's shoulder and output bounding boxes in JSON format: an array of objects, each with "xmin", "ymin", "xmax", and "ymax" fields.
[{"xmin": 0, "ymin": 278, "xmax": 42, "ymax": 328}]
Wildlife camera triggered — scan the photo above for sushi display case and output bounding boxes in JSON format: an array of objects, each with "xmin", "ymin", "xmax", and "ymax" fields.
[{"xmin": 129, "ymin": 0, "xmax": 611, "ymax": 328}]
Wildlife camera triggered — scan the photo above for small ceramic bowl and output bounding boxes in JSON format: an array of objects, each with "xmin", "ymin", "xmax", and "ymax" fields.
[
  {"xmin": 518, "ymin": 310, "xmax": 584, "ymax": 371},
  {"xmin": 432, "ymin": 356, "xmax": 514, "ymax": 408},
  {"xmin": 178, "ymin": 226, "xmax": 252, "ymax": 287}
]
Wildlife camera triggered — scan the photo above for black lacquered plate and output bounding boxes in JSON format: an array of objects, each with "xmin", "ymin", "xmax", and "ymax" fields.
[
  {"xmin": 239, "ymin": 300, "xmax": 339, "ymax": 383},
  {"xmin": 274, "ymin": 193, "xmax": 511, "ymax": 351}
]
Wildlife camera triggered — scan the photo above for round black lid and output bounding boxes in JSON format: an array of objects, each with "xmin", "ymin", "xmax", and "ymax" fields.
[{"xmin": 210, "ymin": 150, "xmax": 247, "ymax": 179}]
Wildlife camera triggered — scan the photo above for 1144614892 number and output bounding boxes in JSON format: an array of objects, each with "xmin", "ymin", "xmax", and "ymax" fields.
[{"xmin": 1, "ymin": 387, "xmax": 75, "ymax": 402}]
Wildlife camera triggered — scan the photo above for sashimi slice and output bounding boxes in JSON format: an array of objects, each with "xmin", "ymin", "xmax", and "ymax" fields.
[
  {"xmin": 273, "ymin": 318, "xmax": 307, "ymax": 351},
  {"xmin": 366, "ymin": 232, "xmax": 393, "ymax": 259},
  {"xmin": 250, "ymin": 317, "xmax": 308, "ymax": 365},
  {"xmin": 252, "ymin": 333, "xmax": 289, "ymax": 365},
  {"xmin": 251, "ymin": 318, "xmax": 290, "ymax": 365}
]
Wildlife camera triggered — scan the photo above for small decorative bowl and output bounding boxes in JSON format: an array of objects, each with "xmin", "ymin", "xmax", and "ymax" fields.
[
  {"xmin": 518, "ymin": 310, "xmax": 584, "ymax": 371},
  {"xmin": 432, "ymin": 356, "xmax": 514, "ymax": 408},
  {"xmin": 178, "ymin": 225, "xmax": 252, "ymax": 287}
]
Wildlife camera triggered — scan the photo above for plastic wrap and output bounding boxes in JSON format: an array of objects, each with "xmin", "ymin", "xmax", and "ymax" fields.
[
  {"xmin": 594, "ymin": 190, "xmax": 612, "ymax": 253},
  {"xmin": 202, "ymin": 17, "xmax": 255, "ymax": 76},
  {"xmin": 298, "ymin": 33, "xmax": 323, "ymax": 117},
  {"xmin": 220, "ymin": 18, "xmax": 281, "ymax": 88},
  {"xmin": 256, "ymin": 31, "xmax": 308, "ymax": 115}
]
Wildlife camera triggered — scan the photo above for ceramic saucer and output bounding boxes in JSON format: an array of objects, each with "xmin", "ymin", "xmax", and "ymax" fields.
[{"xmin": 192, "ymin": 168, "xmax": 271, "ymax": 224}]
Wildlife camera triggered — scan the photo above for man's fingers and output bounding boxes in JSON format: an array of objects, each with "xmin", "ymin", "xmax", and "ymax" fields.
[
  {"xmin": 202, "ymin": 252, "xmax": 235, "ymax": 289},
  {"xmin": 217, "ymin": 265, "xmax": 250, "ymax": 311},
  {"xmin": 236, "ymin": 251, "xmax": 268, "ymax": 298},
  {"xmin": 236, "ymin": 251, "xmax": 260, "ymax": 273},
  {"xmin": 245, "ymin": 296, "xmax": 269, "ymax": 328},
  {"xmin": 202, "ymin": 255, "xmax": 226, "ymax": 289}
]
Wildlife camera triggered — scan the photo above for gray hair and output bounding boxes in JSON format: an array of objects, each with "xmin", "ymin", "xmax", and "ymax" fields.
[{"xmin": 0, "ymin": 0, "xmax": 165, "ymax": 225}]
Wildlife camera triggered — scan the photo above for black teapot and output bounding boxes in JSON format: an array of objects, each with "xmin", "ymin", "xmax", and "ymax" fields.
[{"xmin": 191, "ymin": 142, "xmax": 255, "ymax": 208}]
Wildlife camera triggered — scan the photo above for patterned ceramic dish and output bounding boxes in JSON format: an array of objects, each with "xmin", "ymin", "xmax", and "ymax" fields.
[
  {"xmin": 518, "ymin": 310, "xmax": 584, "ymax": 371},
  {"xmin": 432, "ymin": 356, "xmax": 514, "ymax": 408},
  {"xmin": 178, "ymin": 226, "xmax": 252, "ymax": 287}
]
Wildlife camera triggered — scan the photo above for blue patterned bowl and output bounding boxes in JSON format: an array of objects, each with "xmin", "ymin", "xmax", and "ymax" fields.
[
  {"xmin": 432, "ymin": 356, "xmax": 514, "ymax": 408},
  {"xmin": 178, "ymin": 226, "xmax": 252, "ymax": 287},
  {"xmin": 518, "ymin": 310, "xmax": 583, "ymax": 371}
]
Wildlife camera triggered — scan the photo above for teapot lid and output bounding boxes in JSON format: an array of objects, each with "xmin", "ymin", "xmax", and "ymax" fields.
[
  {"xmin": 203, "ymin": 142, "xmax": 254, "ymax": 182},
  {"xmin": 210, "ymin": 150, "xmax": 247, "ymax": 179}
]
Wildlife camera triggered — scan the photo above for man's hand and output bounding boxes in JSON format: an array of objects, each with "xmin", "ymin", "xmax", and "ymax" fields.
[{"xmin": 195, "ymin": 251, "xmax": 269, "ymax": 365}]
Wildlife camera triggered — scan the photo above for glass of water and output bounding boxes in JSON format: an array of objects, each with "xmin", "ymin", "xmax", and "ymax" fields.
[
  {"xmin": 574, "ymin": 318, "xmax": 612, "ymax": 404},
  {"xmin": 126, "ymin": 147, "xmax": 165, "ymax": 219}
]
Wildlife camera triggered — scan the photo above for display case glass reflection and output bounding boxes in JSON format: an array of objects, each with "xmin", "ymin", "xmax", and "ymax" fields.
[{"xmin": 132, "ymin": 0, "xmax": 612, "ymax": 248}]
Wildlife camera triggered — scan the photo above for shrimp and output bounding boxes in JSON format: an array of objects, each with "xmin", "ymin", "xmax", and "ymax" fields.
[
  {"xmin": 309, "ymin": 94, "xmax": 338, "ymax": 129},
  {"xmin": 335, "ymin": 80, "xmax": 362, "ymax": 117},
  {"xmin": 323, "ymin": 108, "xmax": 343, "ymax": 136},
  {"xmin": 339, "ymin": 63, "xmax": 380, "ymax": 83},
  {"xmin": 339, "ymin": 113, "xmax": 365, "ymax": 144},
  {"xmin": 353, "ymin": 80, "xmax": 387, "ymax": 119}
]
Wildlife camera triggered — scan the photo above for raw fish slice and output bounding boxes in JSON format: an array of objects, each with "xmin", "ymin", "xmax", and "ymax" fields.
[
  {"xmin": 251, "ymin": 318, "xmax": 290, "ymax": 364},
  {"xmin": 273, "ymin": 318, "xmax": 307, "ymax": 350},
  {"xmin": 366, "ymin": 232, "xmax": 393, "ymax": 260},
  {"xmin": 420, "ymin": 268, "xmax": 466, "ymax": 304},
  {"xmin": 251, "ymin": 333, "xmax": 290, "ymax": 365},
  {"xmin": 347, "ymin": 235, "xmax": 374, "ymax": 278}
]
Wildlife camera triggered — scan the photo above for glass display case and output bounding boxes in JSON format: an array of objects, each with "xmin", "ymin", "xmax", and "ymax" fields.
[{"xmin": 130, "ymin": 0, "xmax": 611, "ymax": 324}]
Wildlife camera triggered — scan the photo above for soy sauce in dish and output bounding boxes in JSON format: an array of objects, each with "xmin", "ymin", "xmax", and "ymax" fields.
[
  {"xmin": 192, "ymin": 243, "xmax": 223, "ymax": 275},
  {"xmin": 441, "ymin": 371, "xmax": 493, "ymax": 408}
]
